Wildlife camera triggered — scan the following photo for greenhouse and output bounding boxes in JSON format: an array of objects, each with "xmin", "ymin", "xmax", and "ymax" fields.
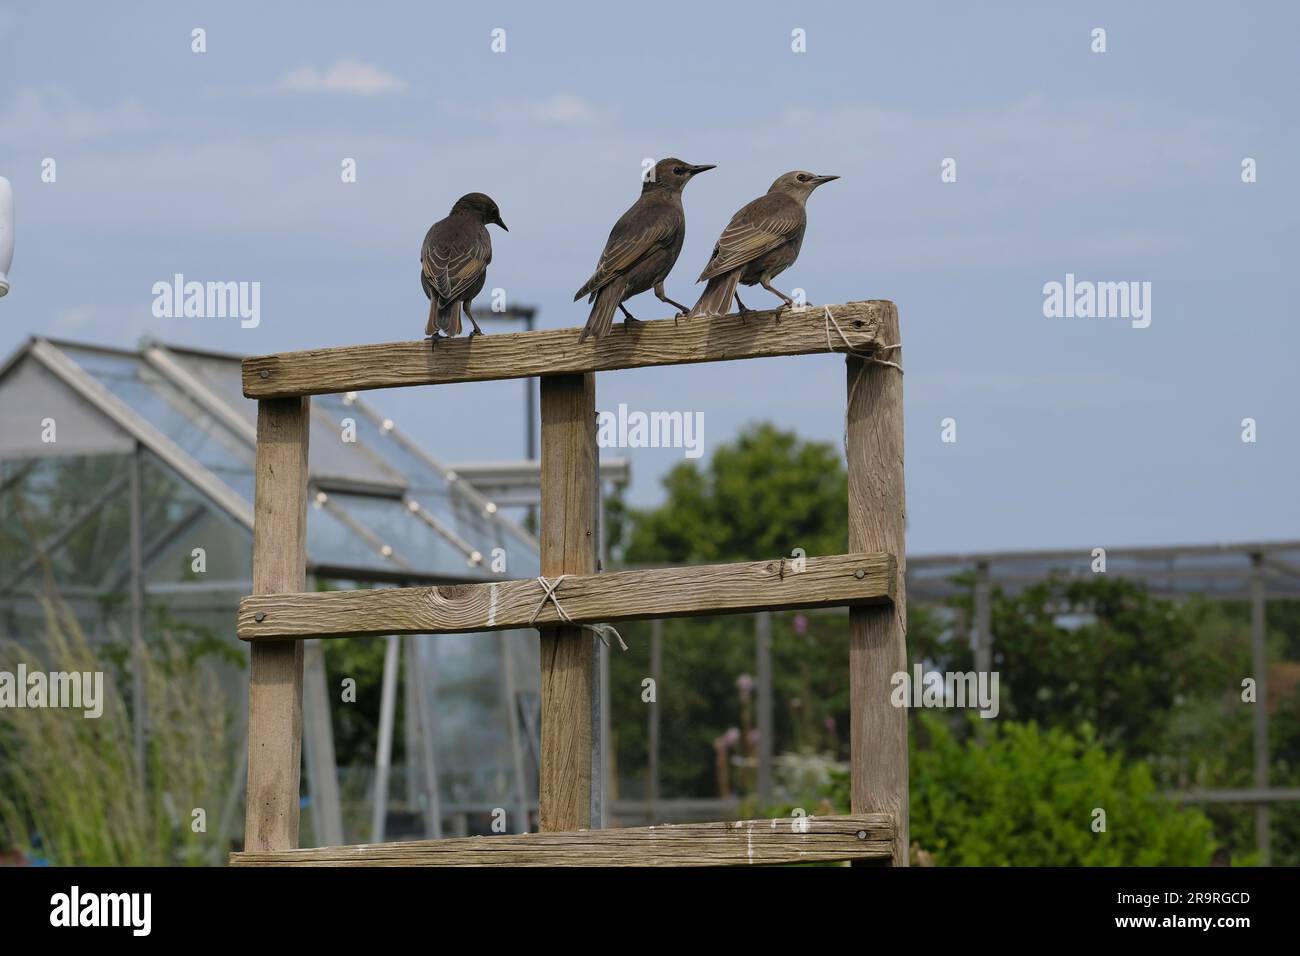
[{"xmin": 0, "ymin": 336, "xmax": 542, "ymax": 850}]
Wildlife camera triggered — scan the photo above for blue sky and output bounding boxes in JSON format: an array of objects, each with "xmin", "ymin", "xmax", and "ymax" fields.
[{"xmin": 1, "ymin": 1, "xmax": 1297, "ymax": 554}]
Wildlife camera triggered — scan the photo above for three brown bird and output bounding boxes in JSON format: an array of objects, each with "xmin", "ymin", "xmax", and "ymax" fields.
[
  {"xmin": 689, "ymin": 170, "xmax": 839, "ymax": 319},
  {"xmin": 420, "ymin": 192, "xmax": 507, "ymax": 343},
  {"xmin": 576, "ymin": 158, "xmax": 715, "ymax": 342},
  {"xmin": 418, "ymin": 167, "xmax": 838, "ymax": 342}
]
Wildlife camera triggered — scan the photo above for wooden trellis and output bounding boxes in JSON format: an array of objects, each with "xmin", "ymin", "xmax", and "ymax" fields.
[{"xmin": 229, "ymin": 299, "xmax": 907, "ymax": 867}]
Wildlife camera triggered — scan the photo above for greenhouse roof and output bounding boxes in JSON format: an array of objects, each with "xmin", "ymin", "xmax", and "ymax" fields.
[
  {"xmin": 909, "ymin": 540, "xmax": 1300, "ymax": 602},
  {"xmin": 0, "ymin": 336, "xmax": 539, "ymax": 585}
]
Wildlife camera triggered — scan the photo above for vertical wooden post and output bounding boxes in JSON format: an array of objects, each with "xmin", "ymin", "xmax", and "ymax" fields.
[
  {"xmin": 538, "ymin": 373, "xmax": 598, "ymax": 831},
  {"xmin": 244, "ymin": 397, "xmax": 310, "ymax": 852},
  {"xmin": 846, "ymin": 302, "xmax": 909, "ymax": 866}
]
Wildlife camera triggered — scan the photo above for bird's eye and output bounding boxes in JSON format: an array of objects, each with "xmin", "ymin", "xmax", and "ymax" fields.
[
  {"xmin": 797, "ymin": 174, "xmax": 809, "ymax": 182},
  {"xmin": 673, "ymin": 166, "xmax": 686, "ymax": 176}
]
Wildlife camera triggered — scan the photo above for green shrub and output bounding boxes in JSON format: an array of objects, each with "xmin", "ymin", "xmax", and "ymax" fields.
[
  {"xmin": 906, "ymin": 715, "xmax": 1217, "ymax": 865},
  {"xmin": 804, "ymin": 715, "xmax": 1218, "ymax": 866}
]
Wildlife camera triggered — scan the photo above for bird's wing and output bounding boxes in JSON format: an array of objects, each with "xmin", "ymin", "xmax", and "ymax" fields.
[
  {"xmin": 575, "ymin": 203, "xmax": 678, "ymax": 300},
  {"xmin": 698, "ymin": 195, "xmax": 803, "ymax": 281},
  {"xmin": 422, "ymin": 222, "xmax": 490, "ymax": 304}
]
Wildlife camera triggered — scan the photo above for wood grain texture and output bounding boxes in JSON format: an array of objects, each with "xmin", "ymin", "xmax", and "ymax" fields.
[
  {"xmin": 236, "ymin": 552, "xmax": 897, "ymax": 640},
  {"xmin": 241, "ymin": 300, "xmax": 891, "ymax": 398},
  {"xmin": 846, "ymin": 302, "xmax": 909, "ymax": 866},
  {"xmin": 229, "ymin": 813, "xmax": 893, "ymax": 866},
  {"xmin": 539, "ymin": 373, "xmax": 597, "ymax": 832},
  {"xmin": 243, "ymin": 398, "xmax": 310, "ymax": 853}
]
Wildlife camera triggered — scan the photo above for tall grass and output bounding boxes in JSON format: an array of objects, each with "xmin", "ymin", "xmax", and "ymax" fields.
[{"xmin": 0, "ymin": 600, "xmax": 239, "ymax": 865}]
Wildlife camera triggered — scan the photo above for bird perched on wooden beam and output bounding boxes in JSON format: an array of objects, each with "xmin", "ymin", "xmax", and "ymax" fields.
[
  {"xmin": 575, "ymin": 158, "xmax": 715, "ymax": 342},
  {"xmin": 421, "ymin": 192, "xmax": 507, "ymax": 346},
  {"xmin": 688, "ymin": 171, "xmax": 839, "ymax": 319}
]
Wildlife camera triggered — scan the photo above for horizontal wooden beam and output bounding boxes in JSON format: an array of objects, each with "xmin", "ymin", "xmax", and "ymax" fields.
[
  {"xmin": 237, "ymin": 551, "xmax": 896, "ymax": 640},
  {"xmin": 229, "ymin": 813, "xmax": 893, "ymax": 866},
  {"xmin": 242, "ymin": 300, "xmax": 891, "ymax": 398}
]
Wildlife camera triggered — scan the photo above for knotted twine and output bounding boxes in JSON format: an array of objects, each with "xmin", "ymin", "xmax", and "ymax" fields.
[
  {"xmin": 529, "ymin": 575, "xmax": 628, "ymax": 651},
  {"xmin": 823, "ymin": 304, "xmax": 903, "ymax": 452}
]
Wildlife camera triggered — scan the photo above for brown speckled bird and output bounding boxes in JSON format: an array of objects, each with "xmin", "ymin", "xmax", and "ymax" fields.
[
  {"xmin": 688, "ymin": 171, "xmax": 838, "ymax": 318},
  {"xmin": 421, "ymin": 192, "xmax": 507, "ymax": 344},
  {"xmin": 575, "ymin": 158, "xmax": 715, "ymax": 342}
]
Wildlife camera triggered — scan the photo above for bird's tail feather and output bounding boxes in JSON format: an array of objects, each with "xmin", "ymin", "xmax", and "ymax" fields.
[
  {"xmin": 688, "ymin": 270, "xmax": 741, "ymax": 318},
  {"xmin": 427, "ymin": 299, "xmax": 462, "ymax": 337},
  {"xmin": 578, "ymin": 282, "xmax": 625, "ymax": 342}
]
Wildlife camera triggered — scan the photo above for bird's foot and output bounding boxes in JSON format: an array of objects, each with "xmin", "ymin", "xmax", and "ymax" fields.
[
  {"xmin": 773, "ymin": 302, "xmax": 790, "ymax": 323},
  {"xmin": 622, "ymin": 316, "xmax": 641, "ymax": 333},
  {"xmin": 427, "ymin": 332, "xmax": 443, "ymax": 352},
  {"xmin": 468, "ymin": 326, "xmax": 484, "ymax": 338}
]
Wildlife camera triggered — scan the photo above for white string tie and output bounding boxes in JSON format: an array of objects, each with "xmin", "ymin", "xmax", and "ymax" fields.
[
  {"xmin": 528, "ymin": 575, "xmax": 628, "ymax": 651},
  {"xmin": 824, "ymin": 305, "xmax": 902, "ymax": 453}
]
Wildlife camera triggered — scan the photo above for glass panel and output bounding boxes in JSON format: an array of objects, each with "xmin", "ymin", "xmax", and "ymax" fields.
[
  {"xmin": 150, "ymin": 348, "xmax": 539, "ymax": 580},
  {"xmin": 305, "ymin": 499, "xmax": 405, "ymax": 574},
  {"xmin": 61, "ymin": 346, "xmax": 255, "ymax": 502},
  {"xmin": 0, "ymin": 453, "xmax": 133, "ymax": 590},
  {"xmin": 326, "ymin": 493, "xmax": 474, "ymax": 577}
]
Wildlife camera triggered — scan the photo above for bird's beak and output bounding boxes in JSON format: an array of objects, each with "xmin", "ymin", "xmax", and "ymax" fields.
[
  {"xmin": 688, "ymin": 164, "xmax": 717, "ymax": 176},
  {"xmin": 811, "ymin": 174, "xmax": 840, "ymax": 186},
  {"xmin": 495, "ymin": 216, "xmax": 509, "ymax": 231}
]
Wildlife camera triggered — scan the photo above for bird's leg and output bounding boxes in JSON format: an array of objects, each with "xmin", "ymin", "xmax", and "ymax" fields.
[
  {"xmin": 619, "ymin": 302, "xmax": 640, "ymax": 333},
  {"xmin": 760, "ymin": 279, "xmax": 794, "ymax": 322},
  {"xmin": 464, "ymin": 303, "xmax": 485, "ymax": 337},
  {"xmin": 734, "ymin": 292, "xmax": 753, "ymax": 322},
  {"xmin": 654, "ymin": 282, "xmax": 691, "ymax": 318}
]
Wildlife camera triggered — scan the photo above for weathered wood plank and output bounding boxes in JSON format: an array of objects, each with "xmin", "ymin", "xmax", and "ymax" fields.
[
  {"xmin": 236, "ymin": 552, "xmax": 896, "ymax": 640},
  {"xmin": 229, "ymin": 813, "xmax": 893, "ymax": 866},
  {"xmin": 846, "ymin": 301, "xmax": 909, "ymax": 867},
  {"xmin": 241, "ymin": 300, "xmax": 891, "ymax": 398},
  {"xmin": 539, "ymin": 373, "xmax": 598, "ymax": 832},
  {"xmin": 243, "ymin": 398, "xmax": 310, "ymax": 853}
]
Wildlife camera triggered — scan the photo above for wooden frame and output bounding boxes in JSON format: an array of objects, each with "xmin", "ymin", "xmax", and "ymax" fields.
[
  {"xmin": 241, "ymin": 301, "xmax": 889, "ymax": 397},
  {"xmin": 236, "ymin": 553, "xmax": 897, "ymax": 640},
  {"xmin": 236, "ymin": 300, "xmax": 906, "ymax": 866},
  {"xmin": 230, "ymin": 813, "xmax": 893, "ymax": 866}
]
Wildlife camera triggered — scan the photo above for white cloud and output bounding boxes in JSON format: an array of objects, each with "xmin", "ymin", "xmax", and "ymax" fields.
[
  {"xmin": 277, "ymin": 58, "xmax": 406, "ymax": 96},
  {"xmin": 441, "ymin": 94, "xmax": 609, "ymax": 128},
  {"xmin": 522, "ymin": 94, "xmax": 599, "ymax": 124},
  {"xmin": 0, "ymin": 90, "xmax": 151, "ymax": 146}
]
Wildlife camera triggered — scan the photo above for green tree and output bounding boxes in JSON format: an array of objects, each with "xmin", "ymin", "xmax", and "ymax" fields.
[
  {"xmin": 608, "ymin": 424, "xmax": 945, "ymax": 798},
  {"xmin": 618, "ymin": 422, "xmax": 848, "ymax": 564},
  {"xmin": 917, "ymin": 575, "xmax": 1220, "ymax": 760}
]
